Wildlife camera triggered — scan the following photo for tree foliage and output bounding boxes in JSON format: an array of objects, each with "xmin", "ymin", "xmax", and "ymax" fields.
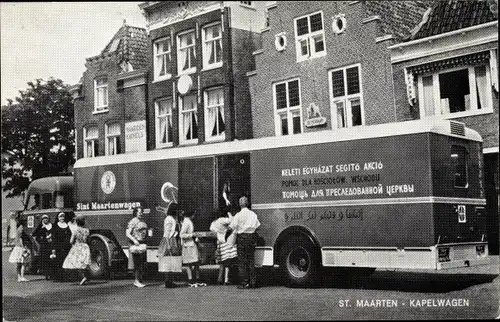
[{"xmin": 1, "ymin": 78, "xmax": 75, "ymax": 198}]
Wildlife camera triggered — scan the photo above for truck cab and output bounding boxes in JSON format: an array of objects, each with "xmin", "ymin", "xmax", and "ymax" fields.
[{"xmin": 19, "ymin": 176, "xmax": 74, "ymax": 272}]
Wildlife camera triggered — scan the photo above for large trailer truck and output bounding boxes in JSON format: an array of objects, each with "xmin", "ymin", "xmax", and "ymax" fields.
[{"xmin": 73, "ymin": 119, "xmax": 489, "ymax": 286}]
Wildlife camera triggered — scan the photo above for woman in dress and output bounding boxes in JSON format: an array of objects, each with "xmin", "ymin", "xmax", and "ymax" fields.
[
  {"xmin": 157, "ymin": 203, "xmax": 182, "ymax": 288},
  {"xmin": 52, "ymin": 212, "xmax": 72, "ymax": 282},
  {"xmin": 32, "ymin": 214, "xmax": 54, "ymax": 280},
  {"xmin": 180, "ymin": 211, "xmax": 204, "ymax": 287},
  {"xmin": 126, "ymin": 206, "xmax": 148, "ymax": 288},
  {"xmin": 9, "ymin": 218, "xmax": 30, "ymax": 282},
  {"xmin": 62, "ymin": 216, "xmax": 91, "ymax": 285}
]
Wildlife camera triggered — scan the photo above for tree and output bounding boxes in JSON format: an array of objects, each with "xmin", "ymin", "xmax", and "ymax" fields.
[{"xmin": 1, "ymin": 78, "xmax": 75, "ymax": 198}]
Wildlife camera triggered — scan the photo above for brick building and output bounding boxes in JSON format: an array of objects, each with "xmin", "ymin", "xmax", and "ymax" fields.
[
  {"xmin": 139, "ymin": 1, "xmax": 267, "ymax": 150},
  {"xmin": 390, "ymin": 0, "xmax": 499, "ymax": 253},
  {"xmin": 248, "ymin": 1, "xmax": 430, "ymax": 138},
  {"xmin": 71, "ymin": 23, "xmax": 149, "ymax": 159}
]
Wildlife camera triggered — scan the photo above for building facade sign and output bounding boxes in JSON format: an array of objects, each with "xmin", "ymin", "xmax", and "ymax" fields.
[{"xmin": 125, "ymin": 120, "xmax": 147, "ymax": 153}]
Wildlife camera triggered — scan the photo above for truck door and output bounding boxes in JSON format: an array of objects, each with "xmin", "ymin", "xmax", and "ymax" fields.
[
  {"xmin": 217, "ymin": 153, "xmax": 251, "ymax": 214},
  {"xmin": 178, "ymin": 157, "xmax": 215, "ymax": 231}
]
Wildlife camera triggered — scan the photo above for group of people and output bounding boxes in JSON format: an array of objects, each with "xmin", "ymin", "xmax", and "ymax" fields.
[
  {"xmin": 10, "ymin": 195, "xmax": 261, "ymax": 289},
  {"xmin": 127, "ymin": 195, "xmax": 261, "ymax": 289},
  {"xmin": 9, "ymin": 212, "xmax": 91, "ymax": 285}
]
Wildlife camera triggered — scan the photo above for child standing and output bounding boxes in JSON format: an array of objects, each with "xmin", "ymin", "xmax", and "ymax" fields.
[
  {"xmin": 9, "ymin": 218, "xmax": 30, "ymax": 282},
  {"xmin": 179, "ymin": 211, "xmax": 205, "ymax": 287},
  {"xmin": 210, "ymin": 212, "xmax": 237, "ymax": 285}
]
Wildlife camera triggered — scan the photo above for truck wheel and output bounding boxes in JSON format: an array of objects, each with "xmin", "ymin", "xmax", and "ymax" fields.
[
  {"xmin": 89, "ymin": 238, "xmax": 109, "ymax": 278},
  {"xmin": 280, "ymin": 236, "xmax": 320, "ymax": 287}
]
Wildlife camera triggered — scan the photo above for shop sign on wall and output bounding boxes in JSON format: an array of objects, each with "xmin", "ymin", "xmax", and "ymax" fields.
[
  {"xmin": 125, "ymin": 120, "xmax": 146, "ymax": 153},
  {"xmin": 304, "ymin": 103, "xmax": 326, "ymax": 127}
]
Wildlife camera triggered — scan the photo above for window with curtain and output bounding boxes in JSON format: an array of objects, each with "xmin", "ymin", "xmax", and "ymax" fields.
[
  {"xmin": 105, "ymin": 123, "xmax": 121, "ymax": 155},
  {"xmin": 84, "ymin": 126, "xmax": 99, "ymax": 158},
  {"xmin": 177, "ymin": 30, "xmax": 196, "ymax": 74},
  {"xmin": 417, "ymin": 64, "xmax": 493, "ymax": 118},
  {"xmin": 329, "ymin": 64, "xmax": 364, "ymax": 128},
  {"xmin": 273, "ymin": 79, "xmax": 302, "ymax": 136},
  {"xmin": 294, "ymin": 11, "xmax": 325, "ymax": 62},
  {"xmin": 94, "ymin": 77, "xmax": 108, "ymax": 111},
  {"xmin": 154, "ymin": 37, "xmax": 172, "ymax": 80},
  {"xmin": 155, "ymin": 98, "xmax": 173, "ymax": 148},
  {"xmin": 179, "ymin": 94, "xmax": 198, "ymax": 144},
  {"xmin": 203, "ymin": 23, "xmax": 222, "ymax": 69},
  {"xmin": 204, "ymin": 87, "xmax": 225, "ymax": 141}
]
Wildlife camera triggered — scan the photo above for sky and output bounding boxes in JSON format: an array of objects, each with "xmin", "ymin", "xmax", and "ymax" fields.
[{"xmin": 1, "ymin": 2, "xmax": 147, "ymax": 106}]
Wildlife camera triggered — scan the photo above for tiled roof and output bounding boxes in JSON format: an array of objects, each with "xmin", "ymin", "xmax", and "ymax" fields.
[
  {"xmin": 365, "ymin": 1, "xmax": 433, "ymax": 41},
  {"xmin": 86, "ymin": 24, "xmax": 148, "ymax": 70},
  {"xmin": 409, "ymin": 0, "xmax": 497, "ymax": 41}
]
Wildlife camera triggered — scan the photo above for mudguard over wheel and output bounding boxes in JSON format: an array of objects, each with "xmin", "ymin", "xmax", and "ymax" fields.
[
  {"xmin": 89, "ymin": 238, "xmax": 110, "ymax": 278},
  {"xmin": 280, "ymin": 236, "xmax": 320, "ymax": 287}
]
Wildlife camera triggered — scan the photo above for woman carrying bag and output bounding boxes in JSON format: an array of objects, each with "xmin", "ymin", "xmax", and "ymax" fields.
[
  {"xmin": 126, "ymin": 206, "xmax": 148, "ymax": 288},
  {"xmin": 157, "ymin": 204, "xmax": 182, "ymax": 288}
]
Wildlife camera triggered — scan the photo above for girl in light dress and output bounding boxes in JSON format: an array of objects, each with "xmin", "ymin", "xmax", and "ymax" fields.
[
  {"xmin": 210, "ymin": 211, "xmax": 237, "ymax": 285},
  {"xmin": 179, "ymin": 211, "xmax": 205, "ymax": 287},
  {"xmin": 62, "ymin": 216, "xmax": 91, "ymax": 285},
  {"xmin": 9, "ymin": 218, "xmax": 30, "ymax": 282}
]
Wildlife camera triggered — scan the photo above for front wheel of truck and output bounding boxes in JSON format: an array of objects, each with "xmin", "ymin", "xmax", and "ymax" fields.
[{"xmin": 280, "ymin": 236, "xmax": 320, "ymax": 288}]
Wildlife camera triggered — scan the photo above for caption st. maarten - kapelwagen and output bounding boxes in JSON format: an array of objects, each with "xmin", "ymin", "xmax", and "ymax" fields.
[{"xmin": 338, "ymin": 298, "xmax": 470, "ymax": 308}]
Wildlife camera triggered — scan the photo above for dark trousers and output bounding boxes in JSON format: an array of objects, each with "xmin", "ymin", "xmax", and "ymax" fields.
[
  {"xmin": 237, "ymin": 233, "xmax": 257, "ymax": 286},
  {"xmin": 132, "ymin": 252, "xmax": 146, "ymax": 282}
]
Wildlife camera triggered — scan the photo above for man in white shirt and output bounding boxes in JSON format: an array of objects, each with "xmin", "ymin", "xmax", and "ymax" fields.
[{"xmin": 229, "ymin": 196, "xmax": 260, "ymax": 289}]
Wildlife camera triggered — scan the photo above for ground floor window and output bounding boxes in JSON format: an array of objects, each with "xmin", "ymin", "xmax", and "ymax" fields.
[
  {"xmin": 329, "ymin": 64, "xmax": 364, "ymax": 128},
  {"xmin": 84, "ymin": 126, "xmax": 99, "ymax": 158},
  {"xmin": 273, "ymin": 78, "xmax": 302, "ymax": 136},
  {"xmin": 105, "ymin": 123, "xmax": 121, "ymax": 155}
]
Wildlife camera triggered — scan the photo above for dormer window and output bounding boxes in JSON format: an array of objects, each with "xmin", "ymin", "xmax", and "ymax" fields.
[
  {"xmin": 94, "ymin": 76, "xmax": 108, "ymax": 112},
  {"xmin": 154, "ymin": 37, "xmax": 172, "ymax": 81},
  {"xmin": 294, "ymin": 11, "xmax": 326, "ymax": 62}
]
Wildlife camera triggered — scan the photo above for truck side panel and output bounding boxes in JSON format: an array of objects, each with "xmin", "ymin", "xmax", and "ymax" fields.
[
  {"xmin": 74, "ymin": 159, "xmax": 179, "ymax": 247},
  {"xmin": 250, "ymin": 133, "xmax": 434, "ymax": 248}
]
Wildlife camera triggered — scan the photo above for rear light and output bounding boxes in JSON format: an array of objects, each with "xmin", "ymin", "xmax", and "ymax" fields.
[
  {"xmin": 476, "ymin": 245, "xmax": 486, "ymax": 256},
  {"xmin": 438, "ymin": 247, "xmax": 450, "ymax": 262}
]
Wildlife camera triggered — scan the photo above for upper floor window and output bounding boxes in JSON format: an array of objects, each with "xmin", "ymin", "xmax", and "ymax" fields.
[
  {"xmin": 294, "ymin": 12, "xmax": 325, "ymax": 62},
  {"xmin": 204, "ymin": 87, "xmax": 225, "ymax": 142},
  {"xmin": 94, "ymin": 77, "xmax": 108, "ymax": 111},
  {"xmin": 273, "ymin": 79, "xmax": 302, "ymax": 136},
  {"xmin": 155, "ymin": 98, "xmax": 174, "ymax": 148},
  {"xmin": 417, "ymin": 64, "xmax": 493, "ymax": 119},
  {"xmin": 179, "ymin": 94, "xmax": 198, "ymax": 144},
  {"xmin": 154, "ymin": 37, "xmax": 172, "ymax": 81},
  {"xmin": 105, "ymin": 123, "xmax": 121, "ymax": 155},
  {"xmin": 329, "ymin": 64, "xmax": 364, "ymax": 128},
  {"xmin": 202, "ymin": 23, "xmax": 222, "ymax": 69},
  {"xmin": 240, "ymin": 1, "xmax": 254, "ymax": 8},
  {"xmin": 177, "ymin": 30, "xmax": 197, "ymax": 75},
  {"xmin": 84, "ymin": 125, "xmax": 99, "ymax": 158}
]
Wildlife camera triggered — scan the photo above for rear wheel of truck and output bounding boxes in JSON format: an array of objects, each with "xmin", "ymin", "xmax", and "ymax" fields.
[
  {"xmin": 280, "ymin": 236, "xmax": 320, "ymax": 287},
  {"xmin": 89, "ymin": 238, "xmax": 109, "ymax": 278}
]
